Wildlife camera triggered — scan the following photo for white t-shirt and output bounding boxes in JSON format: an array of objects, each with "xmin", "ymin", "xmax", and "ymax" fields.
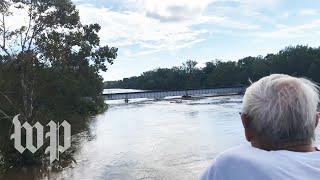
[{"xmin": 201, "ymin": 145, "xmax": 320, "ymax": 180}]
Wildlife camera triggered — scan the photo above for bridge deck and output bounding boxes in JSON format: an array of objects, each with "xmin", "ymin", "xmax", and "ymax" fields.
[{"xmin": 103, "ymin": 87, "xmax": 246, "ymax": 100}]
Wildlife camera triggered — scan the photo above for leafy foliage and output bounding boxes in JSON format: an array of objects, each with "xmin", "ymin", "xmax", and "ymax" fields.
[{"xmin": 0, "ymin": 0, "xmax": 117, "ymax": 167}]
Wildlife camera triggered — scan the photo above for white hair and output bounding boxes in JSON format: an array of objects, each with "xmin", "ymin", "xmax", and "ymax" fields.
[{"xmin": 242, "ymin": 74, "xmax": 319, "ymax": 143}]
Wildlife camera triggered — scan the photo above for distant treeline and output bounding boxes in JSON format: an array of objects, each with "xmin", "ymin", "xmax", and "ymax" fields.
[{"xmin": 105, "ymin": 45, "xmax": 320, "ymax": 90}]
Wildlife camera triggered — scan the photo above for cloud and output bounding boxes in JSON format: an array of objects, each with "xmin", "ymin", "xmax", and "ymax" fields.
[
  {"xmin": 145, "ymin": 5, "xmax": 203, "ymax": 22},
  {"xmin": 280, "ymin": 12, "xmax": 290, "ymax": 19},
  {"xmin": 234, "ymin": 0, "xmax": 280, "ymax": 8},
  {"xmin": 75, "ymin": 0, "xmax": 320, "ymax": 66},
  {"xmin": 77, "ymin": 4, "xmax": 210, "ymax": 52},
  {"xmin": 299, "ymin": 9, "xmax": 318, "ymax": 16},
  {"xmin": 75, "ymin": 1, "xmax": 264, "ymax": 56},
  {"xmin": 256, "ymin": 19, "xmax": 320, "ymax": 39},
  {"xmin": 139, "ymin": 0, "xmax": 214, "ymax": 22}
]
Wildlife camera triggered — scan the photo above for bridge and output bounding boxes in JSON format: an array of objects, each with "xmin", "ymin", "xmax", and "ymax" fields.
[{"xmin": 103, "ymin": 86, "xmax": 246, "ymax": 101}]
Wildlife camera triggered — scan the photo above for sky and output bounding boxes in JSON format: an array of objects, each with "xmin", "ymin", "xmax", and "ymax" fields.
[{"xmin": 70, "ymin": 0, "xmax": 320, "ymax": 81}]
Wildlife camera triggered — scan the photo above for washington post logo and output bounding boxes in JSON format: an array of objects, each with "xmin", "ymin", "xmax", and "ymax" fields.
[{"xmin": 10, "ymin": 115, "xmax": 71, "ymax": 163}]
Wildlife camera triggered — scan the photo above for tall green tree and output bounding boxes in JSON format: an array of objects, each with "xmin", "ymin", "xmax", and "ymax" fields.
[
  {"xmin": 0, "ymin": 0, "xmax": 117, "ymax": 121},
  {"xmin": 0, "ymin": 0, "xmax": 117, "ymax": 167}
]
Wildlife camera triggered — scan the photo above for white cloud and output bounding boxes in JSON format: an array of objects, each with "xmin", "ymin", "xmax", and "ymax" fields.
[
  {"xmin": 135, "ymin": 0, "xmax": 215, "ymax": 22},
  {"xmin": 234, "ymin": 0, "xmax": 280, "ymax": 8},
  {"xmin": 77, "ymin": 4, "xmax": 210, "ymax": 52},
  {"xmin": 299, "ymin": 9, "xmax": 318, "ymax": 16},
  {"xmin": 256, "ymin": 19, "xmax": 320, "ymax": 39},
  {"xmin": 280, "ymin": 12, "xmax": 290, "ymax": 19},
  {"xmin": 71, "ymin": 0, "xmax": 320, "ymax": 81},
  {"xmin": 76, "ymin": 1, "xmax": 263, "ymax": 55}
]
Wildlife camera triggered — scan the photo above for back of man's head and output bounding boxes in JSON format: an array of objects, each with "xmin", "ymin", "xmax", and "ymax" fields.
[{"xmin": 243, "ymin": 74, "xmax": 319, "ymax": 145}]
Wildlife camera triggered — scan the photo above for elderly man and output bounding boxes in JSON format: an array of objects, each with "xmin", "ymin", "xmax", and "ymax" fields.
[{"xmin": 201, "ymin": 74, "xmax": 320, "ymax": 180}]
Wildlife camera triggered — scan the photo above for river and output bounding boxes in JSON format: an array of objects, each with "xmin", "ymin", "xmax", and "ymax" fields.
[
  {"xmin": 56, "ymin": 95, "xmax": 246, "ymax": 180},
  {"xmin": 1, "ymin": 90, "xmax": 319, "ymax": 180}
]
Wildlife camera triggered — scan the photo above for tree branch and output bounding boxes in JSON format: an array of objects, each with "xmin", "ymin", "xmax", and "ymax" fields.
[
  {"xmin": 22, "ymin": 4, "xmax": 33, "ymax": 52},
  {"xmin": 0, "ymin": 108, "xmax": 10, "ymax": 119},
  {"xmin": 27, "ymin": 22, "xmax": 44, "ymax": 51},
  {"xmin": 2, "ymin": 13, "xmax": 4, "ymax": 45},
  {"xmin": 0, "ymin": 91, "xmax": 20, "ymax": 112},
  {"xmin": 0, "ymin": 12, "xmax": 11, "ymax": 57}
]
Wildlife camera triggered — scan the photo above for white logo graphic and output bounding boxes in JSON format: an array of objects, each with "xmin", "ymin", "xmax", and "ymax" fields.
[{"xmin": 10, "ymin": 115, "xmax": 71, "ymax": 163}]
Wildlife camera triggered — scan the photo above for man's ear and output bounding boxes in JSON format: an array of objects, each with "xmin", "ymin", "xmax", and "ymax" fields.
[{"xmin": 241, "ymin": 113, "xmax": 252, "ymax": 142}]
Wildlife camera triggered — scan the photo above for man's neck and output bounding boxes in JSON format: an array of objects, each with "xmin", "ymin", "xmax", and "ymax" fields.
[
  {"xmin": 252, "ymin": 141, "xmax": 318, "ymax": 152},
  {"xmin": 275, "ymin": 144, "xmax": 317, "ymax": 152}
]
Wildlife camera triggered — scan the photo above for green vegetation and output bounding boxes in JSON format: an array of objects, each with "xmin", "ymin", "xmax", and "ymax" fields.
[
  {"xmin": 105, "ymin": 46, "xmax": 320, "ymax": 90},
  {"xmin": 0, "ymin": 0, "xmax": 117, "ymax": 167}
]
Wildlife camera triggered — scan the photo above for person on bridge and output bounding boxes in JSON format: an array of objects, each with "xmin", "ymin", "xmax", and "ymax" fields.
[{"xmin": 201, "ymin": 74, "xmax": 320, "ymax": 180}]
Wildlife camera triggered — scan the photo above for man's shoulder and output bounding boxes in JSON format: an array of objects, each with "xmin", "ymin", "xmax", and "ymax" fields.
[
  {"xmin": 214, "ymin": 144, "xmax": 260, "ymax": 166},
  {"xmin": 200, "ymin": 145, "xmax": 267, "ymax": 180},
  {"xmin": 201, "ymin": 145, "xmax": 320, "ymax": 180}
]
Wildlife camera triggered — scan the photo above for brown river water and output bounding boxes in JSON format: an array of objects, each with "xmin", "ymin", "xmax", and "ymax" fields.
[{"xmin": 1, "ymin": 94, "xmax": 319, "ymax": 180}]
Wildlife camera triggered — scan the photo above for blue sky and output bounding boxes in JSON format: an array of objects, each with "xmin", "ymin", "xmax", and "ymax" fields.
[{"xmin": 71, "ymin": 0, "xmax": 320, "ymax": 81}]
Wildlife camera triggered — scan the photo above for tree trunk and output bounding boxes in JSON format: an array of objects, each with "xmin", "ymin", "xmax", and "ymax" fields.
[{"xmin": 20, "ymin": 64, "xmax": 34, "ymax": 121}]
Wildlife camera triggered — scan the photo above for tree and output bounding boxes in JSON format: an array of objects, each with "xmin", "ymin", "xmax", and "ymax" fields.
[
  {"xmin": 182, "ymin": 60, "xmax": 198, "ymax": 74},
  {"xmin": 104, "ymin": 45, "xmax": 320, "ymax": 90},
  {"xmin": 0, "ymin": 0, "xmax": 117, "ymax": 121},
  {"xmin": 0, "ymin": 0, "xmax": 117, "ymax": 167}
]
